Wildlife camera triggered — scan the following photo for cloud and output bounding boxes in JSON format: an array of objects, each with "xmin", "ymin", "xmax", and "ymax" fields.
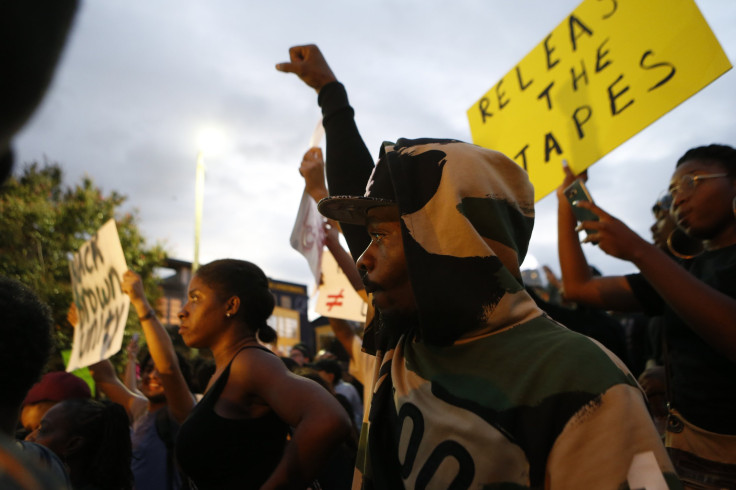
[{"xmin": 12, "ymin": 0, "xmax": 736, "ymax": 293}]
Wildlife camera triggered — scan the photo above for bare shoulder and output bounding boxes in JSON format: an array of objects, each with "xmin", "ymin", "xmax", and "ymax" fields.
[{"xmin": 228, "ymin": 347, "xmax": 290, "ymax": 391}]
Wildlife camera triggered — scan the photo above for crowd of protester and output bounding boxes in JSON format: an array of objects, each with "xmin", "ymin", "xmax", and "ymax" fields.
[{"xmin": 1, "ymin": 3, "xmax": 734, "ymax": 486}]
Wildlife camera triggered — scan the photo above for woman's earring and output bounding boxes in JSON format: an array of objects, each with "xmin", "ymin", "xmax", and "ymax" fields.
[
  {"xmin": 667, "ymin": 228, "xmax": 703, "ymax": 259},
  {"xmin": 226, "ymin": 312, "xmax": 231, "ymax": 318}
]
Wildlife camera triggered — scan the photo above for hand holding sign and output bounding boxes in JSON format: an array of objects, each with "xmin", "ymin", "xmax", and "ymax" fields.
[
  {"xmin": 67, "ymin": 302, "xmax": 79, "ymax": 328},
  {"xmin": 121, "ymin": 270, "xmax": 150, "ymax": 314},
  {"xmin": 291, "ymin": 123, "xmax": 329, "ymax": 283},
  {"xmin": 119, "ymin": 267, "xmax": 196, "ymax": 423},
  {"xmin": 300, "ymin": 147, "xmax": 328, "ymax": 203}
]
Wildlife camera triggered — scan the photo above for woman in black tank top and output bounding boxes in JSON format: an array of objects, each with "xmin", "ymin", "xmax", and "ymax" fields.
[{"xmin": 174, "ymin": 259, "xmax": 351, "ymax": 489}]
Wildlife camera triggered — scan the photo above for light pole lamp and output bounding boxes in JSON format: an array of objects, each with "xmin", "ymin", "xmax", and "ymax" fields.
[
  {"xmin": 193, "ymin": 149, "xmax": 205, "ymax": 273},
  {"xmin": 193, "ymin": 128, "xmax": 224, "ymax": 274}
]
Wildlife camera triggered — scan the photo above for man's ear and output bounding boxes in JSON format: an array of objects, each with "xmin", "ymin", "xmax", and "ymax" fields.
[{"xmin": 226, "ymin": 295, "xmax": 241, "ymax": 317}]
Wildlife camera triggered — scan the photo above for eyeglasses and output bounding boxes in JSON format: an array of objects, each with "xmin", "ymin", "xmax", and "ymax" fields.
[{"xmin": 668, "ymin": 173, "xmax": 728, "ymax": 198}]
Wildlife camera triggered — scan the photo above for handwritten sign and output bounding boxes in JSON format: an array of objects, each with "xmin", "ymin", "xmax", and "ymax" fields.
[
  {"xmin": 467, "ymin": 0, "xmax": 732, "ymax": 201},
  {"xmin": 315, "ymin": 249, "xmax": 367, "ymax": 323},
  {"xmin": 66, "ymin": 219, "xmax": 129, "ymax": 371},
  {"xmin": 290, "ymin": 190, "xmax": 326, "ymax": 283},
  {"xmin": 268, "ymin": 306, "xmax": 300, "ymax": 343}
]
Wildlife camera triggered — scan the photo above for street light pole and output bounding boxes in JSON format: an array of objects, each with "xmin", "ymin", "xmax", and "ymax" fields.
[{"xmin": 193, "ymin": 150, "xmax": 205, "ymax": 273}]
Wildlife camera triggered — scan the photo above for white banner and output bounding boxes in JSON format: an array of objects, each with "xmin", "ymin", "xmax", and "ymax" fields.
[
  {"xmin": 66, "ymin": 219, "xmax": 130, "ymax": 371},
  {"xmin": 290, "ymin": 190, "xmax": 326, "ymax": 283}
]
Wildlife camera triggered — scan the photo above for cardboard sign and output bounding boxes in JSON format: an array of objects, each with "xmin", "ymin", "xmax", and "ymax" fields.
[
  {"xmin": 467, "ymin": 0, "xmax": 732, "ymax": 201},
  {"xmin": 66, "ymin": 219, "xmax": 130, "ymax": 371},
  {"xmin": 290, "ymin": 189, "xmax": 326, "ymax": 283},
  {"xmin": 267, "ymin": 305, "xmax": 301, "ymax": 348},
  {"xmin": 315, "ymin": 249, "xmax": 367, "ymax": 323}
]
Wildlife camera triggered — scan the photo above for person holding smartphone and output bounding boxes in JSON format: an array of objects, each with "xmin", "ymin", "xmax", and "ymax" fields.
[{"xmin": 557, "ymin": 145, "xmax": 736, "ymax": 487}]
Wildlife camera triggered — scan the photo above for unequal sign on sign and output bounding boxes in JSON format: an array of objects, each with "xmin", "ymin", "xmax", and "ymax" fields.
[{"xmin": 468, "ymin": 0, "xmax": 731, "ymax": 201}]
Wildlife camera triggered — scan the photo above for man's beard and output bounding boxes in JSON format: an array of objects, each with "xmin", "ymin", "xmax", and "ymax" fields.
[{"xmin": 374, "ymin": 306, "xmax": 421, "ymax": 342}]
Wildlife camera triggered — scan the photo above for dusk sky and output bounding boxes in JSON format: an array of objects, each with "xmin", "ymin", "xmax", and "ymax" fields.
[{"xmin": 14, "ymin": 0, "xmax": 736, "ymax": 300}]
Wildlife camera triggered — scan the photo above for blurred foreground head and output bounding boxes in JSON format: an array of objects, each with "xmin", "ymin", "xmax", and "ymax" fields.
[
  {"xmin": 0, "ymin": 276, "xmax": 54, "ymax": 435},
  {"xmin": 0, "ymin": 0, "xmax": 79, "ymax": 183}
]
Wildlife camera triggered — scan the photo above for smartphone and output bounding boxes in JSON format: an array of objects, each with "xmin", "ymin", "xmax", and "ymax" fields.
[{"xmin": 564, "ymin": 179, "xmax": 598, "ymax": 233}]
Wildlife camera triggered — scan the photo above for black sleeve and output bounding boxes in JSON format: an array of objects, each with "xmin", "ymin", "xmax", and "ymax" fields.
[
  {"xmin": 625, "ymin": 273, "xmax": 664, "ymax": 317},
  {"xmin": 318, "ymin": 81, "xmax": 374, "ymax": 261}
]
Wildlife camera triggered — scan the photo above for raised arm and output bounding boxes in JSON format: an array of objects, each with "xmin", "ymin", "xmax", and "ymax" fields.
[
  {"xmin": 299, "ymin": 147, "xmax": 366, "ymax": 296},
  {"xmin": 89, "ymin": 359, "xmax": 148, "ymax": 422},
  {"xmin": 121, "ymin": 270, "xmax": 195, "ymax": 424},
  {"xmin": 299, "ymin": 147, "xmax": 366, "ymax": 359},
  {"xmin": 74, "ymin": 300, "xmax": 146, "ymax": 421},
  {"xmin": 231, "ymin": 350, "xmax": 351, "ymax": 489},
  {"xmin": 278, "ymin": 44, "xmax": 374, "ymax": 260},
  {"xmin": 556, "ymin": 164, "xmax": 641, "ymax": 311},
  {"xmin": 123, "ymin": 335, "xmax": 141, "ymax": 392},
  {"xmin": 275, "ymin": 44, "xmax": 337, "ymax": 92},
  {"xmin": 319, "ymin": 79, "xmax": 374, "ymax": 261}
]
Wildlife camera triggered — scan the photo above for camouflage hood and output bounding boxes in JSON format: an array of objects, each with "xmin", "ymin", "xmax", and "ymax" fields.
[{"xmin": 320, "ymin": 137, "xmax": 542, "ymax": 347}]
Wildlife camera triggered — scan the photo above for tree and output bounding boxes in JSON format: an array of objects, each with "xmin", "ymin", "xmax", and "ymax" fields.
[{"xmin": 0, "ymin": 161, "xmax": 167, "ymax": 368}]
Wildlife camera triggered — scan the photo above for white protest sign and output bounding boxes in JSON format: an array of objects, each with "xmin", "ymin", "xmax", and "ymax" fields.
[
  {"xmin": 66, "ymin": 219, "xmax": 130, "ymax": 371},
  {"xmin": 308, "ymin": 119, "xmax": 324, "ymax": 149},
  {"xmin": 315, "ymin": 249, "xmax": 367, "ymax": 323},
  {"xmin": 290, "ymin": 190, "xmax": 326, "ymax": 283},
  {"xmin": 290, "ymin": 119, "xmax": 328, "ymax": 283}
]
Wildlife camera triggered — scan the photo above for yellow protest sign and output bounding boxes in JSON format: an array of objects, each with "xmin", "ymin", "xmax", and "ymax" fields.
[{"xmin": 467, "ymin": 0, "xmax": 732, "ymax": 201}]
